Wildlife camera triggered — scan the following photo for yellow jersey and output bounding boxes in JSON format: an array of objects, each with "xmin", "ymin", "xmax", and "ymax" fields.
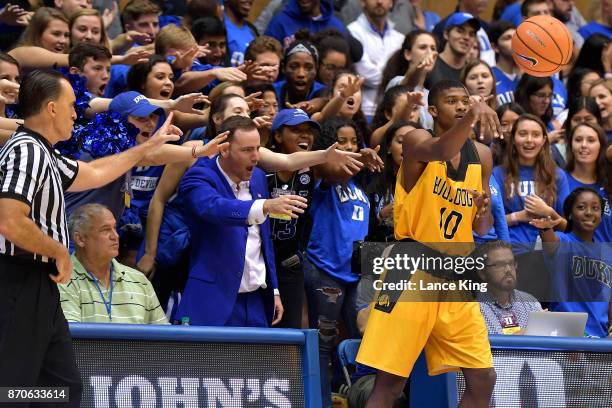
[{"xmin": 394, "ymin": 139, "xmax": 482, "ymax": 251}]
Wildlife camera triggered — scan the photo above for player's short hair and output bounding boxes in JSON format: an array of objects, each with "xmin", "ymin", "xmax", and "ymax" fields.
[
  {"xmin": 428, "ymin": 80, "xmax": 468, "ymax": 106},
  {"xmin": 19, "ymin": 69, "xmax": 66, "ymax": 119},
  {"xmin": 244, "ymin": 35, "xmax": 283, "ymax": 61},
  {"xmin": 68, "ymin": 203, "xmax": 112, "ymax": 241},
  {"xmin": 191, "ymin": 17, "xmax": 226, "ymax": 43},
  {"xmin": 521, "ymin": 0, "xmax": 548, "ymax": 17}
]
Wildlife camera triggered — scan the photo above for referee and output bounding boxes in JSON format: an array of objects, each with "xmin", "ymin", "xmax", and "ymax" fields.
[{"xmin": 0, "ymin": 70, "xmax": 180, "ymax": 404}]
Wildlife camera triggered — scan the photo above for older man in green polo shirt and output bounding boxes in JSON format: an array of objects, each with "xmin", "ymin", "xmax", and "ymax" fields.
[{"xmin": 59, "ymin": 204, "xmax": 168, "ymax": 324}]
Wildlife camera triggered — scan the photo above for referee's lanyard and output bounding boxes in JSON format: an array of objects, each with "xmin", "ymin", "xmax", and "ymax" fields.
[{"xmin": 87, "ymin": 266, "xmax": 114, "ymax": 321}]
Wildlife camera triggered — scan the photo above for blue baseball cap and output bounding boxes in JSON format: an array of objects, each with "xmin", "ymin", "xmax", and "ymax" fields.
[
  {"xmin": 109, "ymin": 91, "xmax": 165, "ymax": 118},
  {"xmin": 444, "ymin": 12, "xmax": 481, "ymax": 32},
  {"xmin": 271, "ymin": 109, "xmax": 320, "ymax": 133}
]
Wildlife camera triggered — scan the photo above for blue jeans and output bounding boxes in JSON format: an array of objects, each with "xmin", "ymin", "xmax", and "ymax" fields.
[{"xmin": 304, "ymin": 259, "xmax": 359, "ymax": 408}]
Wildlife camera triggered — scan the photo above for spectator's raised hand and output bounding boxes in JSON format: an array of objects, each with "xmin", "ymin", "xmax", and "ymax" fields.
[
  {"xmin": 171, "ymin": 93, "xmax": 210, "ymax": 113},
  {"xmin": 125, "ymin": 30, "xmax": 154, "ymax": 45},
  {"xmin": 415, "ymin": 50, "xmax": 437, "ymax": 73},
  {"xmin": 324, "ymin": 142, "xmax": 363, "ymax": 175},
  {"xmin": 359, "ymin": 146, "xmax": 384, "ymax": 172},
  {"xmin": 143, "ymin": 112, "xmax": 182, "ymax": 151},
  {"xmin": 529, "ymin": 216, "xmax": 563, "ymax": 230},
  {"xmin": 337, "ymin": 75, "xmax": 364, "ymax": 99},
  {"xmin": 0, "ymin": 79, "xmax": 19, "ymax": 103},
  {"xmin": 253, "ymin": 115, "xmax": 273, "ymax": 130},
  {"xmin": 241, "ymin": 60, "xmax": 268, "ymax": 82},
  {"xmin": 212, "ymin": 67, "xmax": 248, "ymax": 82},
  {"xmin": 524, "ymin": 194, "xmax": 555, "ymax": 218},
  {"xmin": 102, "ymin": 1, "xmax": 118, "ymax": 29},
  {"xmin": 196, "ymin": 131, "xmax": 229, "ymax": 157},
  {"xmin": 0, "ymin": 4, "xmax": 30, "ymax": 26},
  {"xmin": 547, "ymin": 128, "xmax": 565, "ymax": 144},
  {"xmin": 119, "ymin": 46, "xmax": 153, "ymax": 65},
  {"xmin": 245, "ymin": 91, "xmax": 265, "ymax": 111},
  {"xmin": 263, "ymin": 194, "xmax": 308, "ymax": 219}
]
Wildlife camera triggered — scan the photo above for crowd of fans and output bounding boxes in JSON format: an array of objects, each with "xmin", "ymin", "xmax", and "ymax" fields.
[{"xmin": 0, "ymin": 0, "xmax": 610, "ymax": 406}]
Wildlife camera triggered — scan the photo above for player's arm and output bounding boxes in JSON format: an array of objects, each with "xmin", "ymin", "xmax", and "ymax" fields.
[{"xmin": 472, "ymin": 142, "xmax": 494, "ymax": 235}]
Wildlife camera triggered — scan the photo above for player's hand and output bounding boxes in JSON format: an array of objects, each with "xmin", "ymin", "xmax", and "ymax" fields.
[
  {"xmin": 359, "ymin": 146, "xmax": 384, "ymax": 172},
  {"xmin": 468, "ymin": 189, "xmax": 490, "ymax": 219},
  {"xmin": 271, "ymin": 294, "xmax": 284, "ymax": 326},
  {"xmin": 324, "ymin": 142, "xmax": 363, "ymax": 174},
  {"xmin": 529, "ymin": 216, "xmax": 563, "ymax": 230},
  {"xmin": 51, "ymin": 248, "xmax": 72, "ymax": 284},
  {"xmin": 263, "ymin": 195, "xmax": 308, "ymax": 219},
  {"xmin": 136, "ymin": 252, "xmax": 156, "ymax": 278},
  {"xmin": 524, "ymin": 194, "xmax": 554, "ymax": 218},
  {"xmin": 468, "ymin": 95, "xmax": 502, "ymax": 141}
]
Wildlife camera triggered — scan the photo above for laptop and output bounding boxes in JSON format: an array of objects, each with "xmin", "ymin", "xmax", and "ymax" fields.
[{"xmin": 524, "ymin": 312, "xmax": 588, "ymax": 337}]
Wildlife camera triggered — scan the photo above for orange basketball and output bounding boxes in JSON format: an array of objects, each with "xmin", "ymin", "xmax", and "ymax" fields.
[{"xmin": 511, "ymin": 15, "xmax": 573, "ymax": 77}]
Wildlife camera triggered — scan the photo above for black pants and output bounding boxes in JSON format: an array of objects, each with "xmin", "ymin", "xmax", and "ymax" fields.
[
  {"xmin": 276, "ymin": 262, "xmax": 305, "ymax": 329},
  {"xmin": 0, "ymin": 255, "xmax": 82, "ymax": 407}
]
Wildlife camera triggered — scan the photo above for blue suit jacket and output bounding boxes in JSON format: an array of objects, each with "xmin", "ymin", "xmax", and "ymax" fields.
[{"xmin": 176, "ymin": 157, "xmax": 278, "ymax": 326}]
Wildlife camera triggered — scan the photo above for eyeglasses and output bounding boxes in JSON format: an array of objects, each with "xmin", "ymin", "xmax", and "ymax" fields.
[
  {"xmin": 485, "ymin": 260, "xmax": 517, "ymax": 270},
  {"xmin": 531, "ymin": 92, "xmax": 553, "ymax": 101}
]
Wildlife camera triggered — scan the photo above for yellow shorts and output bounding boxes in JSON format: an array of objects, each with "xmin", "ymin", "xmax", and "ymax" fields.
[{"xmin": 356, "ymin": 271, "xmax": 492, "ymax": 378}]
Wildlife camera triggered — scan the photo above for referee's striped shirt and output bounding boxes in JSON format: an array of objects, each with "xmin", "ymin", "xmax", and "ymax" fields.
[{"xmin": 0, "ymin": 126, "xmax": 79, "ymax": 262}]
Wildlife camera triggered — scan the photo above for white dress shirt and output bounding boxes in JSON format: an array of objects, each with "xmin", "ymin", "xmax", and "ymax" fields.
[
  {"xmin": 216, "ymin": 158, "xmax": 274, "ymax": 294},
  {"xmin": 348, "ymin": 14, "xmax": 404, "ymax": 117}
]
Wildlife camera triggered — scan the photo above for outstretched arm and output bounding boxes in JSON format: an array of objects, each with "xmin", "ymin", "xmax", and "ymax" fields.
[{"xmin": 472, "ymin": 143, "xmax": 494, "ymax": 235}]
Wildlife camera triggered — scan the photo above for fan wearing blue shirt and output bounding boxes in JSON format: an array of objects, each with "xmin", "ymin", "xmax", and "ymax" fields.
[
  {"xmin": 487, "ymin": 21, "xmax": 520, "ymax": 106},
  {"xmin": 578, "ymin": 1, "xmax": 612, "ymax": 41},
  {"xmin": 224, "ymin": 0, "xmax": 258, "ymax": 66},
  {"xmin": 532, "ymin": 187, "xmax": 612, "ymax": 338},
  {"xmin": 563, "ymin": 122, "xmax": 612, "ymax": 243},
  {"xmin": 493, "ymin": 114, "xmax": 569, "ymax": 249},
  {"xmin": 304, "ymin": 118, "xmax": 369, "ymax": 408}
]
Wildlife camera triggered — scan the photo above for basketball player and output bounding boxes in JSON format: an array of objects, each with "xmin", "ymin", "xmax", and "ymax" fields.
[{"xmin": 357, "ymin": 80, "xmax": 503, "ymax": 407}]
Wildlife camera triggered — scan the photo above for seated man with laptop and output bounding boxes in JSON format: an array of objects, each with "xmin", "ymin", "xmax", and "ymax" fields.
[{"xmin": 476, "ymin": 241, "xmax": 543, "ymax": 335}]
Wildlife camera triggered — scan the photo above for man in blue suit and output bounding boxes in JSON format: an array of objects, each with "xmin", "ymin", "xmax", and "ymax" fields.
[{"xmin": 176, "ymin": 115, "xmax": 308, "ymax": 327}]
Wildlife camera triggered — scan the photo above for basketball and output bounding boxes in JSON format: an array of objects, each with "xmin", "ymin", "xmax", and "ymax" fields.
[{"xmin": 511, "ymin": 15, "xmax": 573, "ymax": 77}]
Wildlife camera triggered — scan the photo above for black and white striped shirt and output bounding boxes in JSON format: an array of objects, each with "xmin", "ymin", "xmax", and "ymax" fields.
[{"xmin": 0, "ymin": 126, "xmax": 79, "ymax": 261}]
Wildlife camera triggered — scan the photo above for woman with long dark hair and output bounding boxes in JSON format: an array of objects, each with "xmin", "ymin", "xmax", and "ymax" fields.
[{"xmin": 564, "ymin": 122, "xmax": 611, "ymax": 241}]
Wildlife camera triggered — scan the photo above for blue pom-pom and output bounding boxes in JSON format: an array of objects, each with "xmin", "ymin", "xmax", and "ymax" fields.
[
  {"xmin": 80, "ymin": 111, "xmax": 138, "ymax": 158},
  {"xmin": 57, "ymin": 68, "xmax": 91, "ymax": 121}
]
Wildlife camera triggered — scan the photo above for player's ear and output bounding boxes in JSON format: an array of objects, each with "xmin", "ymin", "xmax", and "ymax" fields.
[{"xmin": 428, "ymin": 105, "xmax": 438, "ymax": 118}]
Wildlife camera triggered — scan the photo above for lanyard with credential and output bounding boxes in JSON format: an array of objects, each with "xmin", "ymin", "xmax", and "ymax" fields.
[{"xmin": 87, "ymin": 266, "xmax": 113, "ymax": 321}]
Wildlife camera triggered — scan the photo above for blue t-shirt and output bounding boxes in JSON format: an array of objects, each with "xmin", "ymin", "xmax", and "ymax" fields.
[
  {"xmin": 565, "ymin": 172, "xmax": 612, "ymax": 243},
  {"xmin": 493, "ymin": 66, "xmax": 519, "ymax": 106},
  {"xmin": 474, "ymin": 176, "xmax": 511, "ymax": 243},
  {"xmin": 104, "ymin": 64, "xmax": 130, "ymax": 98},
  {"xmin": 493, "ymin": 165, "xmax": 569, "ymax": 248},
  {"xmin": 224, "ymin": 14, "xmax": 256, "ymax": 66},
  {"xmin": 551, "ymin": 76, "xmax": 567, "ymax": 118},
  {"xmin": 306, "ymin": 180, "xmax": 370, "ymax": 283},
  {"xmin": 273, "ymin": 80, "xmax": 326, "ymax": 108},
  {"xmin": 130, "ymin": 165, "xmax": 165, "ymax": 221},
  {"xmin": 547, "ymin": 232, "xmax": 612, "ymax": 337},
  {"xmin": 499, "ymin": 2, "xmax": 522, "ymax": 27},
  {"xmin": 578, "ymin": 21, "xmax": 612, "ymax": 42}
]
